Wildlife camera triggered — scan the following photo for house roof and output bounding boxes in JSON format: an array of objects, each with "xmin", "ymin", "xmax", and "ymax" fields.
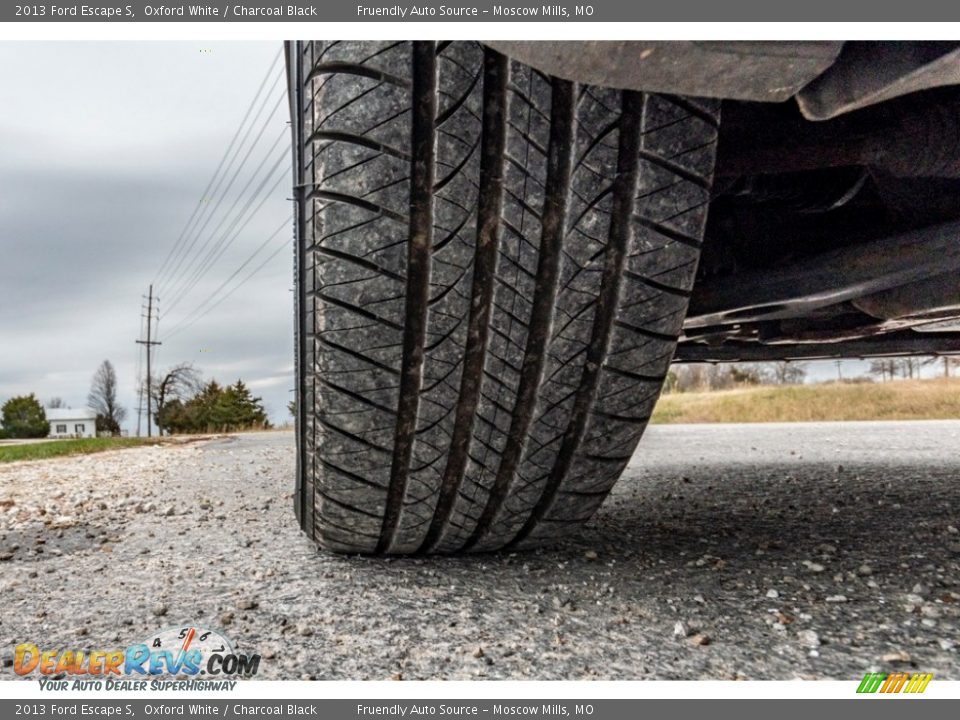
[{"xmin": 46, "ymin": 408, "xmax": 96, "ymax": 421}]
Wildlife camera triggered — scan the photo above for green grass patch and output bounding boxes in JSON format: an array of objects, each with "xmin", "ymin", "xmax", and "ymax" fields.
[
  {"xmin": 652, "ymin": 378, "xmax": 960, "ymax": 424},
  {"xmin": 0, "ymin": 437, "xmax": 154, "ymax": 463}
]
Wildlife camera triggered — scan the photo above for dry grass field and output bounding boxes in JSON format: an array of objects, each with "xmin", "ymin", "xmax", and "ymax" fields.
[{"xmin": 652, "ymin": 377, "xmax": 960, "ymax": 424}]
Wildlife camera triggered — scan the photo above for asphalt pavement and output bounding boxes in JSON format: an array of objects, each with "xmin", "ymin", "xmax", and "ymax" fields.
[{"xmin": 1, "ymin": 422, "xmax": 958, "ymax": 680}]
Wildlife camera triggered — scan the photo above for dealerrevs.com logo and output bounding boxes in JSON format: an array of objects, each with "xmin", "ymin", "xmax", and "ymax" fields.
[{"xmin": 14, "ymin": 626, "xmax": 260, "ymax": 691}]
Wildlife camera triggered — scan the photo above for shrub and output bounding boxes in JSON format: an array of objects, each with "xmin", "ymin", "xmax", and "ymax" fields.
[{"xmin": 1, "ymin": 394, "xmax": 50, "ymax": 438}]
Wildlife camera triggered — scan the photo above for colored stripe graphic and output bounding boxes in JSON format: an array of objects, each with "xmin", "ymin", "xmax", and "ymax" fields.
[
  {"xmin": 857, "ymin": 672, "xmax": 886, "ymax": 693},
  {"xmin": 857, "ymin": 672, "xmax": 933, "ymax": 694},
  {"xmin": 905, "ymin": 673, "xmax": 933, "ymax": 693}
]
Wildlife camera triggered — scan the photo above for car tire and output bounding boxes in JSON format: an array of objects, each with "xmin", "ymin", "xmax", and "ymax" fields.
[{"xmin": 290, "ymin": 40, "xmax": 719, "ymax": 554}]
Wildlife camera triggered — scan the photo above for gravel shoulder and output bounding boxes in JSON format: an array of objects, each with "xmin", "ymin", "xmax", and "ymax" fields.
[{"xmin": 1, "ymin": 423, "xmax": 958, "ymax": 680}]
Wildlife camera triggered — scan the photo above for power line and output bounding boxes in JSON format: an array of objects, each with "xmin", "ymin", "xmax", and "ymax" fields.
[
  {"xmin": 165, "ymin": 239, "xmax": 290, "ymax": 343},
  {"xmin": 139, "ymin": 48, "xmax": 291, "ymax": 437},
  {"xmin": 153, "ymin": 47, "xmax": 283, "ymax": 291},
  {"xmin": 161, "ymin": 134, "xmax": 290, "ymax": 318},
  {"xmin": 162, "ymin": 218, "xmax": 292, "ymax": 342},
  {"xmin": 163, "ymin": 213, "xmax": 292, "ymax": 335},
  {"xmin": 157, "ymin": 74, "xmax": 286, "ymax": 299},
  {"xmin": 159, "ymin": 87, "xmax": 287, "ymax": 305},
  {"xmin": 157, "ymin": 79, "xmax": 285, "ymax": 298},
  {"xmin": 161, "ymin": 155, "xmax": 289, "ymax": 322}
]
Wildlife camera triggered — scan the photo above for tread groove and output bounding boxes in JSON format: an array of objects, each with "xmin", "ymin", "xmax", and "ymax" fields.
[
  {"xmin": 662, "ymin": 94, "xmax": 721, "ymax": 129},
  {"xmin": 306, "ymin": 61, "xmax": 411, "ymax": 88},
  {"xmin": 306, "ymin": 129, "xmax": 411, "ymax": 160},
  {"xmin": 377, "ymin": 42, "xmax": 438, "ymax": 554},
  {"xmin": 308, "ymin": 189, "xmax": 408, "ymax": 224},
  {"xmin": 623, "ymin": 268, "xmax": 692, "ymax": 298},
  {"xmin": 463, "ymin": 77, "xmax": 577, "ymax": 552},
  {"xmin": 631, "ymin": 214, "xmax": 702, "ymax": 249},
  {"xmin": 507, "ymin": 90, "xmax": 644, "ymax": 548},
  {"xmin": 637, "ymin": 148, "xmax": 711, "ymax": 190},
  {"xmin": 420, "ymin": 50, "xmax": 510, "ymax": 553}
]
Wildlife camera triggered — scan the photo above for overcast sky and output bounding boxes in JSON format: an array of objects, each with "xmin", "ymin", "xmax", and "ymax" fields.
[{"xmin": 0, "ymin": 42, "xmax": 293, "ymax": 431}]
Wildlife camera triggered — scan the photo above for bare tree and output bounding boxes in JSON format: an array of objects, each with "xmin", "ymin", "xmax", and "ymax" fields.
[
  {"xmin": 47, "ymin": 397, "xmax": 65, "ymax": 408},
  {"xmin": 673, "ymin": 364, "xmax": 708, "ymax": 392},
  {"xmin": 147, "ymin": 363, "xmax": 203, "ymax": 436},
  {"xmin": 868, "ymin": 359, "xmax": 897, "ymax": 382},
  {"xmin": 923, "ymin": 356, "xmax": 960, "ymax": 378},
  {"xmin": 766, "ymin": 361, "xmax": 808, "ymax": 385},
  {"xmin": 88, "ymin": 360, "xmax": 126, "ymax": 435},
  {"xmin": 673, "ymin": 363, "xmax": 765, "ymax": 392},
  {"xmin": 728, "ymin": 364, "xmax": 765, "ymax": 386},
  {"xmin": 896, "ymin": 357, "xmax": 920, "ymax": 379}
]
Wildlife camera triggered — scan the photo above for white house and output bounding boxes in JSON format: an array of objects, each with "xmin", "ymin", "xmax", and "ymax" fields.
[{"xmin": 46, "ymin": 408, "xmax": 97, "ymax": 439}]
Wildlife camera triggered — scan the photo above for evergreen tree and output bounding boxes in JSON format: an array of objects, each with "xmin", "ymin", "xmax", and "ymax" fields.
[
  {"xmin": 1, "ymin": 394, "xmax": 49, "ymax": 438},
  {"xmin": 224, "ymin": 380, "xmax": 269, "ymax": 429},
  {"xmin": 154, "ymin": 378, "xmax": 270, "ymax": 434}
]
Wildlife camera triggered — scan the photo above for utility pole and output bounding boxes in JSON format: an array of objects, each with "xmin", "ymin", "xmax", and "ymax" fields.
[
  {"xmin": 136, "ymin": 349, "xmax": 143, "ymax": 437},
  {"xmin": 135, "ymin": 303, "xmax": 145, "ymax": 437},
  {"xmin": 136, "ymin": 285, "xmax": 162, "ymax": 437}
]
